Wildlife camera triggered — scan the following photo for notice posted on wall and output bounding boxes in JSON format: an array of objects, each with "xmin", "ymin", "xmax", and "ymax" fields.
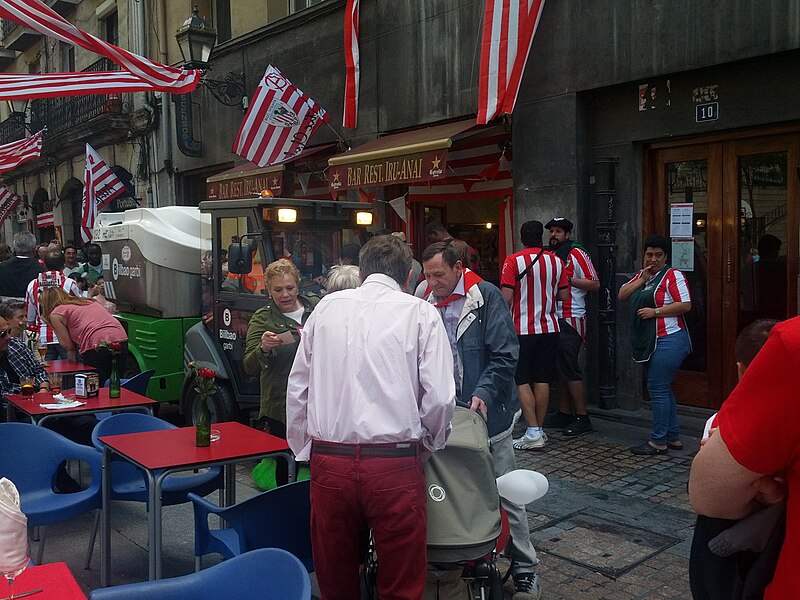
[
  {"xmin": 670, "ymin": 203, "xmax": 694, "ymax": 238},
  {"xmin": 671, "ymin": 239, "xmax": 694, "ymax": 272}
]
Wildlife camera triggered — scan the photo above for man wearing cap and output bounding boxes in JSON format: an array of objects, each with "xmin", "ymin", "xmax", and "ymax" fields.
[
  {"xmin": 544, "ymin": 218, "xmax": 600, "ymax": 436},
  {"xmin": 501, "ymin": 221, "xmax": 569, "ymax": 450}
]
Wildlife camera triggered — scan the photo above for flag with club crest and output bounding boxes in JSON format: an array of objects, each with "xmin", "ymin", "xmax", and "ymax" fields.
[
  {"xmin": 81, "ymin": 144, "xmax": 126, "ymax": 243},
  {"xmin": 232, "ymin": 65, "xmax": 329, "ymax": 167},
  {"xmin": 0, "ymin": 187, "xmax": 22, "ymax": 227}
]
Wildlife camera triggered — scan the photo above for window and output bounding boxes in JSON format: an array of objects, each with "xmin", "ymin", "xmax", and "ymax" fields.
[
  {"xmin": 290, "ymin": 0, "xmax": 325, "ymax": 14},
  {"xmin": 59, "ymin": 41, "xmax": 75, "ymax": 72},
  {"xmin": 103, "ymin": 11, "xmax": 118, "ymax": 45},
  {"xmin": 215, "ymin": 0, "xmax": 231, "ymax": 43}
]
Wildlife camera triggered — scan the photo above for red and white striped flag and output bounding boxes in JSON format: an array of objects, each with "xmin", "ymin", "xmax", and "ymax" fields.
[
  {"xmin": 0, "ymin": 130, "xmax": 43, "ymax": 174},
  {"xmin": 0, "ymin": 71, "xmax": 173, "ymax": 100},
  {"xmin": 477, "ymin": 0, "xmax": 546, "ymax": 124},
  {"xmin": 0, "ymin": 187, "xmax": 22, "ymax": 228},
  {"xmin": 232, "ymin": 65, "xmax": 329, "ymax": 167},
  {"xmin": 343, "ymin": 0, "xmax": 360, "ymax": 128},
  {"xmin": 81, "ymin": 143, "xmax": 126, "ymax": 243},
  {"xmin": 0, "ymin": 0, "xmax": 200, "ymax": 94}
]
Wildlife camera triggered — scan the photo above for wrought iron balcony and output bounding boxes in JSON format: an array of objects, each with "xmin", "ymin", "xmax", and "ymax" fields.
[
  {"xmin": 1, "ymin": 18, "xmax": 40, "ymax": 52},
  {"xmin": 0, "ymin": 116, "xmax": 26, "ymax": 146},
  {"xmin": 30, "ymin": 57, "xmax": 129, "ymax": 138}
]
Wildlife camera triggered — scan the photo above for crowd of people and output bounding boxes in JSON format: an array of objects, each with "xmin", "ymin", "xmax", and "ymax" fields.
[
  {"xmin": 238, "ymin": 217, "xmax": 610, "ymax": 600},
  {"xmin": 0, "ymin": 232, "xmax": 128, "ymax": 441}
]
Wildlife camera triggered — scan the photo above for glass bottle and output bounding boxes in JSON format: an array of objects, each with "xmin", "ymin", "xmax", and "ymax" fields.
[
  {"xmin": 195, "ymin": 395, "xmax": 211, "ymax": 447},
  {"xmin": 109, "ymin": 354, "xmax": 121, "ymax": 398}
]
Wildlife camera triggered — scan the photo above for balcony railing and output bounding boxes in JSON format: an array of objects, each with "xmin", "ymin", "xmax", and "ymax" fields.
[
  {"xmin": 30, "ymin": 57, "xmax": 128, "ymax": 136},
  {"xmin": 1, "ymin": 19, "xmax": 18, "ymax": 40},
  {"xmin": 0, "ymin": 116, "xmax": 26, "ymax": 146}
]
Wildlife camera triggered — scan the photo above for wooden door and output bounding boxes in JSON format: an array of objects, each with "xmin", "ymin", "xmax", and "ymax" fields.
[{"xmin": 647, "ymin": 131, "xmax": 798, "ymax": 409}]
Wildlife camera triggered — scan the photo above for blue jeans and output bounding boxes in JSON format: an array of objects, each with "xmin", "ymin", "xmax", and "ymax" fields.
[{"xmin": 646, "ymin": 328, "xmax": 691, "ymax": 445}]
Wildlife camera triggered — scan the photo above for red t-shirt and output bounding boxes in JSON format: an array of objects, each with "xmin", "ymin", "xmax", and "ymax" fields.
[
  {"xmin": 501, "ymin": 248, "xmax": 567, "ymax": 335},
  {"xmin": 717, "ymin": 317, "xmax": 800, "ymax": 599}
]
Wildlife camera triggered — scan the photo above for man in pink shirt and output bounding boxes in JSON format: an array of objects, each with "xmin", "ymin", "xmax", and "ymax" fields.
[{"xmin": 287, "ymin": 234, "xmax": 455, "ymax": 600}]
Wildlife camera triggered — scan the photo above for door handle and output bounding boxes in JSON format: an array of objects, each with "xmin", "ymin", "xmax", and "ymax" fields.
[{"xmin": 727, "ymin": 245, "xmax": 732, "ymax": 283}]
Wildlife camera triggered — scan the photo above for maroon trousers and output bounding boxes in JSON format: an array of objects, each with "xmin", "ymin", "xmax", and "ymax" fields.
[{"xmin": 310, "ymin": 449, "xmax": 428, "ymax": 600}]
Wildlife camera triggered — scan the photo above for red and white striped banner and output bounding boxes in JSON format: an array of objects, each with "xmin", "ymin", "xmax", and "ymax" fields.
[
  {"xmin": 0, "ymin": 71, "xmax": 172, "ymax": 100},
  {"xmin": 343, "ymin": 0, "xmax": 360, "ymax": 128},
  {"xmin": 0, "ymin": 0, "xmax": 200, "ymax": 94},
  {"xmin": 0, "ymin": 130, "xmax": 43, "ymax": 174},
  {"xmin": 0, "ymin": 187, "xmax": 22, "ymax": 227},
  {"xmin": 477, "ymin": 0, "xmax": 546, "ymax": 124},
  {"xmin": 232, "ymin": 65, "xmax": 329, "ymax": 167},
  {"xmin": 81, "ymin": 143, "xmax": 126, "ymax": 243},
  {"xmin": 36, "ymin": 211, "xmax": 54, "ymax": 228}
]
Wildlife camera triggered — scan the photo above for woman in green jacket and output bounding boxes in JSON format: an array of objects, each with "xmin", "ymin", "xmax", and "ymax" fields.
[{"xmin": 244, "ymin": 258, "xmax": 318, "ymax": 485}]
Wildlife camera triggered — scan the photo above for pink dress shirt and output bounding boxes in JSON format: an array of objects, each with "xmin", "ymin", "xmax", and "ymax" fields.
[{"xmin": 286, "ymin": 273, "xmax": 456, "ymax": 462}]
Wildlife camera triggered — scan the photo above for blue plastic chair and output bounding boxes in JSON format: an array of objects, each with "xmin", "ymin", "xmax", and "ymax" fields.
[
  {"xmin": 188, "ymin": 479, "xmax": 313, "ymax": 572},
  {"xmin": 88, "ymin": 547, "xmax": 311, "ymax": 600},
  {"xmin": 96, "ymin": 370, "xmax": 157, "ymax": 422},
  {"xmin": 85, "ymin": 413, "xmax": 223, "ymax": 567},
  {"xmin": 0, "ymin": 423, "xmax": 102, "ymax": 564}
]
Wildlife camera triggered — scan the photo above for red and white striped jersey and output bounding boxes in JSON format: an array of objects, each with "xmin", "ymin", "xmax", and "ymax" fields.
[
  {"xmin": 26, "ymin": 271, "xmax": 83, "ymax": 344},
  {"xmin": 501, "ymin": 248, "xmax": 568, "ymax": 335},
  {"xmin": 558, "ymin": 247, "xmax": 599, "ymax": 321},
  {"xmin": 625, "ymin": 268, "xmax": 691, "ymax": 337}
]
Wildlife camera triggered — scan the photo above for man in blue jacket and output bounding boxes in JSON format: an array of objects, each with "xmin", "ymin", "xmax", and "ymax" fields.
[{"xmin": 422, "ymin": 240, "xmax": 541, "ymax": 600}]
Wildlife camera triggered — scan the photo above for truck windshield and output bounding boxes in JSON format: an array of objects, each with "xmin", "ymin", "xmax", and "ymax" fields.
[{"xmin": 269, "ymin": 227, "xmax": 363, "ymax": 294}]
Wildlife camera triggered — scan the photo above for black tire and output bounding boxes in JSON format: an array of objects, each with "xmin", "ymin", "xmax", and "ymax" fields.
[
  {"xmin": 182, "ymin": 375, "xmax": 238, "ymax": 424},
  {"xmin": 488, "ymin": 564, "xmax": 504, "ymax": 600}
]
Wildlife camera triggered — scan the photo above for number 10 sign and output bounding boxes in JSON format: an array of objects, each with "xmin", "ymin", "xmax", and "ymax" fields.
[{"xmin": 696, "ymin": 102, "xmax": 719, "ymax": 123}]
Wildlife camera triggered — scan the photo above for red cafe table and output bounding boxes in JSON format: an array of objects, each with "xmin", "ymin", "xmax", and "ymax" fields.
[
  {"xmin": 99, "ymin": 421, "xmax": 295, "ymax": 585},
  {"xmin": 45, "ymin": 360, "xmax": 96, "ymax": 375},
  {"xmin": 5, "ymin": 388, "xmax": 157, "ymax": 427},
  {"xmin": 0, "ymin": 562, "xmax": 87, "ymax": 599}
]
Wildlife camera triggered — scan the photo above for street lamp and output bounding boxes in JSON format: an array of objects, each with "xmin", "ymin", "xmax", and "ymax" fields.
[
  {"xmin": 5, "ymin": 98, "xmax": 31, "ymax": 133},
  {"xmin": 175, "ymin": 6, "xmax": 245, "ymax": 107}
]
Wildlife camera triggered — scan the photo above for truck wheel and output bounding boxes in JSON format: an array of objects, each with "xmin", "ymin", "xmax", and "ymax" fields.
[{"xmin": 183, "ymin": 376, "xmax": 238, "ymax": 424}]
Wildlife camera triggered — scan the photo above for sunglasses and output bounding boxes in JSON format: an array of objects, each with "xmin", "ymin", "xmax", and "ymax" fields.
[{"xmin": 0, "ymin": 329, "xmax": 10, "ymax": 339}]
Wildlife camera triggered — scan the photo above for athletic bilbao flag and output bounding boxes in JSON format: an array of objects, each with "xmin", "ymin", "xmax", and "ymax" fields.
[
  {"xmin": 477, "ymin": 0, "xmax": 546, "ymax": 124},
  {"xmin": 233, "ymin": 65, "xmax": 329, "ymax": 167},
  {"xmin": 0, "ymin": 130, "xmax": 43, "ymax": 174},
  {"xmin": 342, "ymin": 0, "xmax": 360, "ymax": 128},
  {"xmin": 0, "ymin": 187, "xmax": 22, "ymax": 227},
  {"xmin": 81, "ymin": 144, "xmax": 126, "ymax": 243}
]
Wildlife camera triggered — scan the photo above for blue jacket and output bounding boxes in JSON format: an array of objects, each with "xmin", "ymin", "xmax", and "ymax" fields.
[{"xmin": 428, "ymin": 280, "xmax": 519, "ymax": 439}]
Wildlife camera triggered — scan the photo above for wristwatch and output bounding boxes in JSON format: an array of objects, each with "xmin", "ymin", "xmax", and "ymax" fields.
[{"xmin": 654, "ymin": 308, "xmax": 661, "ymax": 316}]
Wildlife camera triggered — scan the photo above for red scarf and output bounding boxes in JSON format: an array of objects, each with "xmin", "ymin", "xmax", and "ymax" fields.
[{"xmin": 434, "ymin": 270, "xmax": 483, "ymax": 308}]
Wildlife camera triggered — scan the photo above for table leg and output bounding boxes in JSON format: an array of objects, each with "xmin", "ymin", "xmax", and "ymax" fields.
[
  {"xmin": 223, "ymin": 464, "xmax": 235, "ymax": 506},
  {"xmin": 152, "ymin": 471, "xmax": 168, "ymax": 580},
  {"xmin": 100, "ymin": 448, "xmax": 111, "ymax": 587},
  {"xmin": 147, "ymin": 471, "xmax": 158, "ymax": 580}
]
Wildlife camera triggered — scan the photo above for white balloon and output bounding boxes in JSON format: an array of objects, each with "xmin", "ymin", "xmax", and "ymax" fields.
[{"xmin": 496, "ymin": 469, "xmax": 549, "ymax": 505}]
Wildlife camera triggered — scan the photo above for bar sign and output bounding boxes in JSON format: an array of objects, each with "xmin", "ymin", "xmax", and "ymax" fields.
[{"xmin": 696, "ymin": 102, "xmax": 719, "ymax": 123}]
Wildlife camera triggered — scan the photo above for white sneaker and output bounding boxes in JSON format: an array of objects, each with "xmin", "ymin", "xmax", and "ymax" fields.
[{"xmin": 513, "ymin": 433, "xmax": 546, "ymax": 450}]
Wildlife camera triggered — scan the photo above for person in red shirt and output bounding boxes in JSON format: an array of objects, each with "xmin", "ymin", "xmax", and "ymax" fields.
[
  {"xmin": 689, "ymin": 317, "xmax": 799, "ymax": 600},
  {"xmin": 501, "ymin": 221, "xmax": 568, "ymax": 450}
]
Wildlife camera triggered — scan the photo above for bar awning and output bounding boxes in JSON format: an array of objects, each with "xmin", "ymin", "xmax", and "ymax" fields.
[
  {"xmin": 206, "ymin": 143, "xmax": 337, "ymax": 201},
  {"xmin": 328, "ymin": 119, "xmax": 478, "ymax": 193}
]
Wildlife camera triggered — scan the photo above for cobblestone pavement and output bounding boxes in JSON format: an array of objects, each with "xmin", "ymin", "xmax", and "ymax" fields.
[{"xmin": 508, "ymin": 421, "xmax": 698, "ymax": 599}]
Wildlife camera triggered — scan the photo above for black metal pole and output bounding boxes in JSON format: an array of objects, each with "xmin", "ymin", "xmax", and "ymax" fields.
[{"xmin": 595, "ymin": 158, "xmax": 618, "ymax": 409}]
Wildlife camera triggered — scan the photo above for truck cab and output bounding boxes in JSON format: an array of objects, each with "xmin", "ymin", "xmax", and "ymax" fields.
[{"xmin": 182, "ymin": 196, "xmax": 372, "ymax": 422}]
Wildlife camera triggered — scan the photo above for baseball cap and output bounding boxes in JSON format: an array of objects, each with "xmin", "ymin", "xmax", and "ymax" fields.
[{"xmin": 545, "ymin": 217, "xmax": 573, "ymax": 232}]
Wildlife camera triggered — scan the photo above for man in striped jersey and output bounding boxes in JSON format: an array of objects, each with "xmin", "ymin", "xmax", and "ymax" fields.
[
  {"xmin": 545, "ymin": 218, "xmax": 600, "ymax": 437},
  {"xmin": 25, "ymin": 249, "xmax": 83, "ymax": 360},
  {"xmin": 501, "ymin": 221, "xmax": 569, "ymax": 450}
]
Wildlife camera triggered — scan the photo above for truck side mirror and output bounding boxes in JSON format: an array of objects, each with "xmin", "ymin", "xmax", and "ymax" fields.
[{"xmin": 228, "ymin": 243, "xmax": 253, "ymax": 274}]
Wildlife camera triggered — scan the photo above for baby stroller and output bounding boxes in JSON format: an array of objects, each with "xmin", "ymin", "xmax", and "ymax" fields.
[{"xmin": 365, "ymin": 407, "xmax": 524, "ymax": 600}]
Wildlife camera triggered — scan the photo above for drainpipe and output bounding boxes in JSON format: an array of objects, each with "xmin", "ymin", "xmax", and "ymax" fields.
[
  {"xmin": 158, "ymin": 0, "xmax": 173, "ymax": 208},
  {"xmin": 595, "ymin": 158, "xmax": 618, "ymax": 409}
]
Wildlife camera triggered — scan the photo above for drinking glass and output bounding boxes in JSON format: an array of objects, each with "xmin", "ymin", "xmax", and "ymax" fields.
[
  {"xmin": 49, "ymin": 373, "xmax": 62, "ymax": 396},
  {"xmin": 1, "ymin": 554, "xmax": 28, "ymax": 600},
  {"xmin": 19, "ymin": 377, "xmax": 35, "ymax": 397},
  {"xmin": 36, "ymin": 340, "xmax": 48, "ymax": 367}
]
